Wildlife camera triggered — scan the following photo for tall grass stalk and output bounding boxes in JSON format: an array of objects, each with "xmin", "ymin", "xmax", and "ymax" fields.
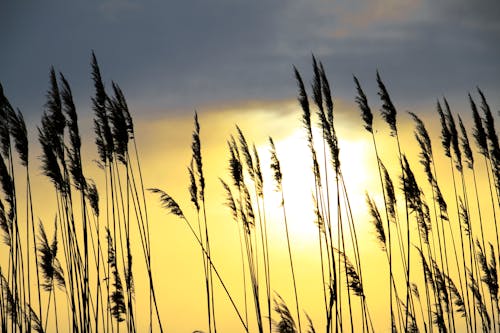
[
  {"xmin": 441, "ymin": 98, "xmax": 478, "ymax": 331},
  {"xmin": 269, "ymin": 137, "xmax": 302, "ymax": 333},
  {"xmin": 435, "ymin": 100, "xmax": 472, "ymax": 332},
  {"xmin": 376, "ymin": 71, "xmax": 414, "ymax": 332},
  {"xmin": 228, "ymin": 136, "xmax": 264, "ymax": 333},
  {"xmin": 354, "ymin": 75, "xmax": 395, "ymax": 329},
  {"xmin": 477, "ymin": 89, "xmax": 500, "ymax": 265},
  {"xmin": 236, "ymin": 126, "xmax": 272, "ymax": 332},
  {"xmin": 220, "ymin": 178, "xmax": 249, "ymax": 328},
  {"xmin": 190, "ymin": 112, "xmax": 216, "ymax": 333},
  {"xmin": 149, "ymin": 188, "xmax": 248, "ymax": 332},
  {"xmin": 92, "ymin": 53, "xmax": 164, "ymax": 332},
  {"xmin": 408, "ymin": 111, "xmax": 456, "ymax": 330},
  {"xmin": 294, "ymin": 65, "xmax": 338, "ymax": 332}
]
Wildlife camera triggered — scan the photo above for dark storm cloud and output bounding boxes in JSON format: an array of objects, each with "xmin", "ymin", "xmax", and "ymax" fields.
[{"xmin": 1, "ymin": 0, "xmax": 499, "ymax": 119}]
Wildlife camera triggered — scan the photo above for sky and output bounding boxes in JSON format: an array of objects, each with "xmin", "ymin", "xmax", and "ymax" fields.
[
  {"xmin": 2, "ymin": 1, "xmax": 500, "ymax": 332},
  {"xmin": 1, "ymin": 0, "xmax": 500, "ymax": 120}
]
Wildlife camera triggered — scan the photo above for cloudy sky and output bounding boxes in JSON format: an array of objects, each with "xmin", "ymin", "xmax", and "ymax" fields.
[
  {"xmin": 2, "ymin": 0, "xmax": 500, "ymax": 121},
  {"xmin": 2, "ymin": 2, "xmax": 500, "ymax": 331}
]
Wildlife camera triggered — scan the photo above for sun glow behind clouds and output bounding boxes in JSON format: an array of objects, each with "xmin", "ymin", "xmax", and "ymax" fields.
[
  {"xmin": 251, "ymin": 122, "xmax": 388, "ymax": 331},
  {"xmin": 133, "ymin": 101, "xmax": 383, "ymax": 331},
  {"xmin": 21, "ymin": 96, "xmax": 397, "ymax": 332},
  {"xmin": 258, "ymin": 127, "xmax": 373, "ymax": 245}
]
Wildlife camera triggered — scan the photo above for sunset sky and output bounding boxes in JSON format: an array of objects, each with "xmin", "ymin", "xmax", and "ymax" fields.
[{"xmin": 2, "ymin": 1, "xmax": 500, "ymax": 332}]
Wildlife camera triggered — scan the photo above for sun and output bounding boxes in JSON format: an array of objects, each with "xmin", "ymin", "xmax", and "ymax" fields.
[
  {"xmin": 337, "ymin": 137, "xmax": 373, "ymax": 199},
  {"xmin": 255, "ymin": 128, "xmax": 374, "ymax": 246}
]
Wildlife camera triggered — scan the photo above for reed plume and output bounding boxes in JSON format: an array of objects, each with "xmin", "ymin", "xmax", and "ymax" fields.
[
  {"xmin": 106, "ymin": 229, "xmax": 126, "ymax": 325},
  {"xmin": 377, "ymin": 71, "xmax": 414, "ymax": 332},
  {"xmin": 366, "ymin": 193, "xmax": 386, "ymax": 251},
  {"xmin": 150, "ymin": 188, "xmax": 248, "ymax": 332},
  {"xmin": 336, "ymin": 250, "xmax": 364, "ymax": 297},
  {"xmin": 273, "ymin": 294, "xmax": 297, "ymax": 333},
  {"xmin": 305, "ymin": 313, "xmax": 316, "ymax": 333},
  {"xmin": 37, "ymin": 220, "xmax": 64, "ymax": 292},
  {"xmin": 376, "ymin": 71, "xmax": 397, "ymax": 137},
  {"xmin": 37, "ymin": 219, "xmax": 64, "ymax": 332}
]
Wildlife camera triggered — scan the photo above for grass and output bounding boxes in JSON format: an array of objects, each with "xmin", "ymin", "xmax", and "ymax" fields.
[{"xmin": 0, "ymin": 53, "xmax": 500, "ymax": 333}]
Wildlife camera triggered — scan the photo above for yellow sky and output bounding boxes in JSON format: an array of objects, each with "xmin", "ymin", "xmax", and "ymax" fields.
[
  {"xmin": 2, "ymin": 96, "xmax": 498, "ymax": 332},
  {"xmin": 135, "ymin": 99, "xmax": 497, "ymax": 332}
]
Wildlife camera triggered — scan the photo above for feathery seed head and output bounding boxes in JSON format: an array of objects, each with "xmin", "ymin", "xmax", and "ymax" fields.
[
  {"xmin": 86, "ymin": 180, "xmax": 99, "ymax": 217},
  {"xmin": 469, "ymin": 94, "xmax": 488, "ymax": 157},
  {"xmin": 37, "ymin": 219, "xmax": 65, "ymax": 291},
  {"xmin": 365, "ymin": 193, "xmax": 386, "ymax": 251},
  {"xmin": 458, "ymin": 114, "xmax": 474, "ymax": 169},
  {"xmin": 149, "ymin": 188, "xmax": 185, "ymax": 218},
  {"xmin": 294, "ymin": 66, "xmax": 313, "ymax": 145},
  {"xmin": 236, "ymin": 126, "xmax": 254, "ymax": 180},
  {"xmin": 60, "ymin": 73, "xmax": 86, "ymax": 190},
  {"xmin": 437, "ymin": 101, "xmax": 451, "ymax": 158},
  {"xmin": 9, "ymin": 109, "xmax": 28, "ymax": 167},
  {"xmin": 319, "ymin": 62, "xmax": 334, "ymax": 125},
  {"xmin": 0, "ymin": 200, "xmax": 11, "ymax": 247},
  {"xmin": 354, "ymin": 76, "xmax": 373, "ymax": 133},
  {"xmin": 91, "ymin": 53, "xmax": 114, "ymax": 163},
  {"xmin": 478, "ymin": 88, "xmax": 500, "ymax": 193},
  {"xmin": 106, "ymin": 228, "xmax": 126, "ymax": 322},
  {"xmin": 113, "ymin": 83, "xmax": 134, "ymax": 138},
  {"xmin": 443, "ymin": 98, "xmax": 462, "ymax": 171},
  {"xmin": 380, "ymin": 160, "xmax": 396, "ymax": 223},
  {"xmin": 192, "ymin": 112, "xmax": 205, "ymax": 199},
  {"xmin": 188, "ymin": 159, "xmax": 199, "ymax": 211},
  {"xmin": 228, "ymin": 137, "xmax": 243, "ymax": 188},
  {"xmin": 311, "ymin": 55, "xmax": 324, "ymax": 115},
  {"xmin": 269, "ymin": 137, "xmax": 283, "ymax": 191},
  {"xmin": 0, "ymin": 87, "xmax": 27, "ymax": 165},
  {"xmin": 220, "ymin": 179, "xmax": 238, "ymax": 222},
  {"xmin": 337, "ymin": 249, "xmax": 364, "ymax": 296},
  {"xmin": 409, "ymin": 112, "xmax": 434, "ymax": 184},
  {"xmin": 252, "ymin": 144, "xmax": 264, "ymax": 197},
  {"xmin": 376, "ymin": 71, "xmax": 398, "ymax": 136},
  {"xmin": 108, "ymin": 83, "xmax": 129, "ymax": 164},
  {"xmin": 273, "ymin": 294, "xmax": 297, "ymax": 333}
]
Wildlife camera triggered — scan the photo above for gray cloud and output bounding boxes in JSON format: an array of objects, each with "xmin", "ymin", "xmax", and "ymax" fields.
[{"xmin": 1, "ymin": 0, "xmax": 499, "ymax": 121}]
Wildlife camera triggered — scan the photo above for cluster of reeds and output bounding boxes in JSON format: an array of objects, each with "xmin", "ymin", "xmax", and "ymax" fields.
[
  {"xmin": 0, "ymin": 81, "xmax": 43, "ymax": 333},
  {"xmin": 151, "ymin": 57, "xmax": 370, "ymax": 333},
  {"xmin": 353, "ymin": 72, "xmax": 500, "ymax": 333},
  {"xmin": 152, "ymin": 57, "xmax": 500, "ymax": 333},
  {"xmin": 0, "ymin": 53, "xmax": 163, "ymax": 333},
  {"xmin": 2, "ymin": 53, "xmax": 500, "ymax": 333}
]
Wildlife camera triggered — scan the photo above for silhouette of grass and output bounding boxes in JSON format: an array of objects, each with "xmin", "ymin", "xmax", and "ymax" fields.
[{"xmin": 1, "ymin": 53, "xmax": 500, "ymax": 333}]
